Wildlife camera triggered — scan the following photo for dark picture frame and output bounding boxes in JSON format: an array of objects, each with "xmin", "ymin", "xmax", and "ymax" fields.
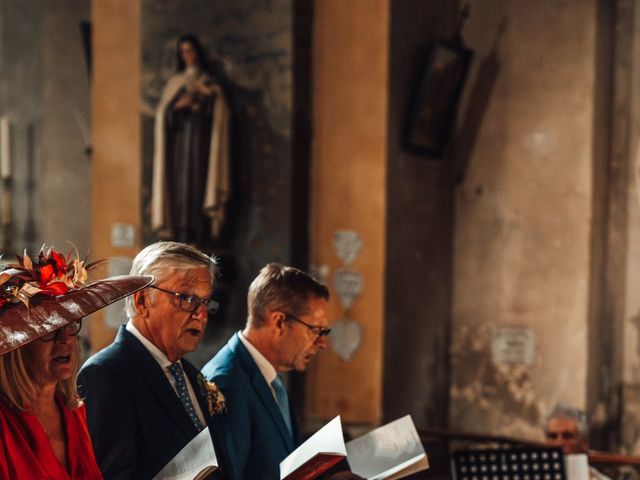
[{"xmin": 405, "ymin": 41, "xmax": 473, "ymax": 157}]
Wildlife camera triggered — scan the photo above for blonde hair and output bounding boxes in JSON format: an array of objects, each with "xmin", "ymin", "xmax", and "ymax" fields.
[{"xmin": 0, "ymin": 338, "xmax": 81, "ymax": 411}]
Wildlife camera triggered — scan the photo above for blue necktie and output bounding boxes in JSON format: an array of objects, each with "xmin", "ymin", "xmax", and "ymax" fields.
[
  {"xmin": 168, "ymin": 362, "xmax": 204, "ymax": 432},
  {"xmin": 272, "ymin": 375, "xmax": 292, "ymax": 438}
]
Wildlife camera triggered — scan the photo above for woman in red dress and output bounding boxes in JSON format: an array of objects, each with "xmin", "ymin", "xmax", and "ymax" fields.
[{"xmin": 0, "ymin": 247, "xmax": 152, "ymax": 479}]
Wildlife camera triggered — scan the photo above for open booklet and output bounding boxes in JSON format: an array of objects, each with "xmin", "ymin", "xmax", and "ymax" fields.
[
  {"xmin": 346, "ymin": 414, "xmax": 429, "ymax": 480},
  {"xmin": 280, "ymin": 416, "xmax": 347, "ymax": 480},
  {"xmin": 153, "ymin": 427, "xmax": 218, "ymax": 480},
  {"xmin": 280, "ymin": 415, "xmax": 429, "ymax": 480}
]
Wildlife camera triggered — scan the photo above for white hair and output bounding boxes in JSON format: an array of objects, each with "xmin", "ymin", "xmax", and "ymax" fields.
[
  {"xmin": 545, "ymin": 402, "xmax": 589, "ymax": 438},
  {"xmin": 124, "ymin": 241, "xmax": 217, "ymax": 317}
]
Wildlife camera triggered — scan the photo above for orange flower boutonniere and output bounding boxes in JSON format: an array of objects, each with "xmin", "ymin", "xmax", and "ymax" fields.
[{"xmin": 197, "ymin": 373, "xmax": 226, "ymax": 416}]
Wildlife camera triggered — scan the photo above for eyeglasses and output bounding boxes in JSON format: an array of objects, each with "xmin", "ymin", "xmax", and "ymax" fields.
[
  {"xmin": 150, "ymin": 285, "xmax": 219, "ymax": 314},
  {"xmin": 41, "ymin": 319, "xmax": 83, "ymax": 342},
  {"xmin": 545, "ymin": 431, "xmax": 578, "ymax": 440},
  {"xmin": 284, "ymin": 313, "xmax": 331, "ymax": 340}
]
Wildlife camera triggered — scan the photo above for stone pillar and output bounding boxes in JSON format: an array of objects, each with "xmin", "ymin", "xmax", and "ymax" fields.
[
  {"xmin": 90, "ymin": 0, "xmax": 141, "ymax": 351},
  {"xmin": 305, "ymin": 0, "xmax": 389, "ymax": 425}
]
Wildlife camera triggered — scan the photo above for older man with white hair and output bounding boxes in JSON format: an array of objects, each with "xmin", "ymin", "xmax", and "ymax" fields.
[
  {"xmin": 544, "ymin": 403, "xmax": 611, "ymax": 480},
  {"xmin": 78, "ymin": 241, "xmax": 233, "ymax": 480}
]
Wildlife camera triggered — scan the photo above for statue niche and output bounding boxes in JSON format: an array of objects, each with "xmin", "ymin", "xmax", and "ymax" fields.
[{"xmin": 151, "ymin": 33, "xmax": 230, "ymax": 246}]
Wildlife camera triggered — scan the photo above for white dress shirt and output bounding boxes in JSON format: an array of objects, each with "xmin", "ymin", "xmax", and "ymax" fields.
[
  {"xmin": 238, "ymin": 330, "xmax": 280, "ymax": 400},
  {"xmin": 126, "ymin": 321, "xmax": 206, "ymax": 425}
]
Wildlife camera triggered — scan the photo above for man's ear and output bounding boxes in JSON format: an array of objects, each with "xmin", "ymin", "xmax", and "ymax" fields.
[
  {"xmin": 133, "ymin": 290, "xmax": 148, "ymax": 314},
  {"xmin": 269, "ymin": 311, "xmax": 287, "ymax": 337}
]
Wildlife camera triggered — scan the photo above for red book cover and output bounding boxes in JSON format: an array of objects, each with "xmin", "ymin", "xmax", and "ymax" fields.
[{"xmin": 281, "ymin": 453, "xmax": 345, "ymax": 480}]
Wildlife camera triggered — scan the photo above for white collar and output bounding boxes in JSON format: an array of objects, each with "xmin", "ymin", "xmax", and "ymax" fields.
[
  {"xmin": 126, "ymin": 321, "xmax": 175, "ymax": 369},
  {"xmin": 238, "ymin": 330, "xmax": 277, "ymax": 385}
]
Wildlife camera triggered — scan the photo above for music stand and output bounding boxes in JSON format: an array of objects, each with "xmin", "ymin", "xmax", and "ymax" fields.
[{"xmin": 452, "ymin": 446, "xmax": 565, "ymax": 480}]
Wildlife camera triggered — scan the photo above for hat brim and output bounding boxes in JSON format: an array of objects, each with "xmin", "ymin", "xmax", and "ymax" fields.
[{"xmin": 0, "ymin": 275, "xmax": 153, "ymax": 356}]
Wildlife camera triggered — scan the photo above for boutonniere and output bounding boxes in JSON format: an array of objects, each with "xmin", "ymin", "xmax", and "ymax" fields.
[{"xmin": 197, "ymin": 373, "xmax": 226, "ymax": 415}]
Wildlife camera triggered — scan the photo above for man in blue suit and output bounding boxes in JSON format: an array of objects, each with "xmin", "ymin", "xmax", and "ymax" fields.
[
  {"xmin": 78, "ymin": 242, "xmax": 232, "ymax": 480},
  {"xmin": 202, "ymin": 263, "xmax": 361, "ymax": 480}
]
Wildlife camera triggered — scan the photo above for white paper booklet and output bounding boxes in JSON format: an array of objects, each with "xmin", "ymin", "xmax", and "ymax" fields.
[
  {"xmin": 280, "ymin": 415, "xmax": 347, "ymax": 480},
  {"xmin": 346, "ymin": 415, "xmax": 429, "ymax": 480},
  {"xmin": 153, "ymin": 427, "xmax": 218, "ymax": 480},
  {"xmin": 564, "ymin": 454, "xmax": 589, "ymax": 480}
]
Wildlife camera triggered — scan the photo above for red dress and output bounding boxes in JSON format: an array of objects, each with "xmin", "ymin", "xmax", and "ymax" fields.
[{"xmin": 0, "ymin": 396, "xmax": 103, "ymax": 479}]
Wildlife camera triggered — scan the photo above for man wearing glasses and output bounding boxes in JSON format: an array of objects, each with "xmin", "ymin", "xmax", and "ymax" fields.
[
  {"xmin": 202, "ymin": 263, "xmax": 359, "ymax": 480},
  {"xmin": 78, "ymin": 241, "xmax": 233, "ymax": 480},
  {"xmin": 544, "ymin": 403, "xmax": 611, "ymax": 480}
]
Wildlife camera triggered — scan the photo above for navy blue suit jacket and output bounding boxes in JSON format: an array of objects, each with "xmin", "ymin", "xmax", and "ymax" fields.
[
  {"xmin": 78, "ymin": 326, "xmax": 233, "ymax": 480},
  {"xmin": 202, "ymin": 332, "xmax": 300, "ymax": 480}
]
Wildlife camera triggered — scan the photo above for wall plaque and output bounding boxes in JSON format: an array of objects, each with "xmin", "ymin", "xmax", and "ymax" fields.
[
  {"xmin": 333, "ymin": 230, "xmax": 363, "ymax": 266},
  {"xmin": 330, "ymin": 318, "xmax": 362, "ymax": 362},
  {"xmin": 333, "ymin": 269, "xmax": 363, "ymax": 310},
  {"xmin": 491, "ymin": 327, "xmax": 536, "ymax": 365}
]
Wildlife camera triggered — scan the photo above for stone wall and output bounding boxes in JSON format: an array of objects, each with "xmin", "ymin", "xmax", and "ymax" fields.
[
  {"xmin": 0, "ymin": 0, "xmax": 90, "ymax": 256},
  {"xmin": 450, "ymin": 0, "xmax": 597, "ymax": 440}
]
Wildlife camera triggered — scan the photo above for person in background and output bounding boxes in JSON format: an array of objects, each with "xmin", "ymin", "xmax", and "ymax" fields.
[
  {"xmin": 544, "ymin": 402, "xmax": 612, "ymax": 480},
  {"xmin": 0, "ymin": 246, "xmax": 151, "ymax": 479}
]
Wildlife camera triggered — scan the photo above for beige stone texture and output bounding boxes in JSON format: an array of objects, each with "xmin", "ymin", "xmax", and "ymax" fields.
[
  {"xmin": 451, "ymin": 0, "xmax": 596, "ymax": 439},
  {"xmin": 305, "ymin": 0, "xmax": 389, "ymax": 425}
]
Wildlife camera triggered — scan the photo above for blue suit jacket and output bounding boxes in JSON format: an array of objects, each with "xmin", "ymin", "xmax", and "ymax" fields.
[
  {"xmin": 202, "ymin": 332, "xmax": 300, "ymax": 480},
  {"xmin": 78, "ymin": 326, "xmax": 233, "ymax": 480}
]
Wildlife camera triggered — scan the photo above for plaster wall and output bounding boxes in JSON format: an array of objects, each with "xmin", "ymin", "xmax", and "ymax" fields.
[
  {"xmin": 451, "ymin": 0, "xmax": 596, "ymax": 439},
  {"xmin": 90, "ymin": 0, "xmax": 141, "ymax": 351},
  {"xmin": 306, "ymin": 0, "xmax": 388, "ymax": 425},
  {"xmin": 383, "ymin": 0, "xmax": 457, "ymax": 430},
  {"xmin": 0, "ymin": 0, "xmax": 90, "ymax": 256},
  {"xmin": 39, "ymin": 0, "xmax": 91, "ymax": 253},
  {"xmin": 0, "ymin": 0, "xmax": 41, "ymax": 254},
  {"xmin": 617, "ymin": 0, "xmax": 640, "ymax": 454},
  {"xmin": 625, "ymin": 15, "xmax": 640, "ymax": 387}
]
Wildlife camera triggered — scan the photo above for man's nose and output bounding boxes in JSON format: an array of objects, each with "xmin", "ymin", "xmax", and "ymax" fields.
[
  {"xmin": 315, "ymin": 334, "xmax": 329, "ymax": 349},
  {"xmin": 191, "ymin": 303, "xmax": 209, "ymax": 320}
]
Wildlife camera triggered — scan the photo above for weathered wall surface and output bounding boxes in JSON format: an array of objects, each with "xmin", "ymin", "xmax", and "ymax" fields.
[
  {"xmin": 90, "ymin": 0, "xmax": 142, "ymax": 351},
  {"xmin": 39, "ymin": 0, "xmax": 91, "ymax": 253},
  {"xmin": 306, "ymin": 0, "xmax": 388, "ymax": 425},
  {"xmin": 383, "ymin": 0, "xmax": 457, "ymax": 430},
  {"xmin": 0, "ymin": 0, "xmax": 90, "ymax": 256},
  {"xmin": 0, "ymin": 0, "xmax": 41, "ymax": 254},
  {"xmin": 450, "ymin": 0, "xmax": 596, "ymax": 439}
]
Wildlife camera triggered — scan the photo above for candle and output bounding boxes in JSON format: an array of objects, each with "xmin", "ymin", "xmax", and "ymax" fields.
[
  {"xmin": 2, "ymin": 190, "xmax": 10, "ymax": 226},
  {"xmin": 0, "ymin": 117, "xmax": 10, "ymax": 180}
]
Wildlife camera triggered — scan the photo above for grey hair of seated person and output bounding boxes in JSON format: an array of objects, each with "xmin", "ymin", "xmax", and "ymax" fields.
[
  {"xmin": 124, "ymin": 241, "xmax": 217, "ymax": 318},
  {"xmin": 545, "ymin": 402, "xmax": 589, "ymax": 439}
]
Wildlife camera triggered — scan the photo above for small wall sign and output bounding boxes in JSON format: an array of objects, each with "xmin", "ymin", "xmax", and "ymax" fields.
[{"xmin": 491, "ymin": 327, "xmax": 536, "ymax": 365}]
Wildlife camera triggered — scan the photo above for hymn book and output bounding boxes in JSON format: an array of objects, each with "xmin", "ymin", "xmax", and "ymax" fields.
[
  {"xmin": 346, "ymin": 415, "xmax": 429, "ymax": 479},
  {"xmin": 153, "ymin": 427, "xmax": 218, "ymax": 480},
  {"xmin": 280, "ymin": 416, "xmax": 347, "ymax": 480},
  {"xmin": 279, "ymin": 415, "xmax": 429, "ymax": 480}
]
